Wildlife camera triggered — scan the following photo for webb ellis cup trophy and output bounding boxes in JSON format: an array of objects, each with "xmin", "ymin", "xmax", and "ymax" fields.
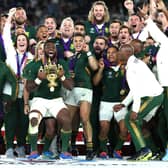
[{"xmin": 40, "ymin": 58, "xmax": 63, "ymax": 92}]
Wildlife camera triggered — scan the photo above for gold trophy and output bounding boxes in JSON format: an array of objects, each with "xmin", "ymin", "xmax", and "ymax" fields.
[{"xmin": 42, "ymin": 58, "xmax": 63, "ymax": 92}]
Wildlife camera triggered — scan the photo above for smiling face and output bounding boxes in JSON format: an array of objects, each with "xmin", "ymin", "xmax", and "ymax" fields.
[
  {"xmin": 15, "ymin": 26, "xmax": 25, "ymax": 36},
  {"xmin": 93, "ymin": 4, "xmax": 105, "ymax": 23},
  {"xmin": 44, "ymin": 41, "xmax": 57, "ymax": 60},
  {"xmin": 14, "ymin": 8, "xmax": 27, "ymax": 25},
  {"xmin": 44, "ymin": 17, "xmax": 57, "ymax": 36},
  {"xmin": 74, "ymin": 24, "xmax": 85, "ymax": 35},
  {"xmin": 36, "ymin": 25, "xmax": 49, "ymax": 41},
  {"xmin": 60, "ymin": 18, "xmax": 74, "ymax": 38},
  {"xmin": 107, "ymin": 47, "xmax": 118, "ymax": 63},
  {"xmin": 73, "ymin": 35, "xmax": 85, "ymax": 52},
  {"xmin": 16, "ymin": 34, "xmax": 28, "ymax": 53},
  {"xmin": 129, "ymin": 15, "xmax": 142, "ymax": 33},
  {"xmin": 93, "ymin": 37, "xmax": 107, "ymax": 54},
  {"xmin": 109, "ymin": 22, "xmax": 121, "ymax": 38}
]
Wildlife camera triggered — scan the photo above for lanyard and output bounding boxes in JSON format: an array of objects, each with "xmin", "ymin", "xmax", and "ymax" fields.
[
  {"xmin": 69, "ymin": 53, "xmax": 79, "ymax": 71},
  {"xmin": 16, "ymin": 52, "xmax": 27, "ymax": 78},
  {"xmin": 61, "ymin": 38, "xmax": 71, "ymax": 51},
  {"xmin": 131, "ymin": 30, "xmax": 142, "ymax": 39},
  {"xmin": 103, "ymin": 57, "xmax": 117, "ymax": 67},
  {"xmin": 94, "ymin": 23, "xmax": 106, "ymax": 36},
  {"xmin": 103, "ymin": 52, "xmax": 117, "ymax": 68}
]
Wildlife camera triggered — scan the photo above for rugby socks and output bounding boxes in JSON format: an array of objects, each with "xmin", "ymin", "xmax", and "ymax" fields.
[
  {"xmin": 99, "ymin": 137, "xmax": 108, "ymax": 152},
  {"xmin": 86, "ymin": 141, "xmax": 93, "ymax": 151},
  {"xmin": 61, "ymin": 129, "xmax": 72, "ymax": 152},
  {"xmin": 43, "ymin": 137, "xmax": 52, "ymax": 152},
  {"xmin": 114, "ymin": 136, "xmax": 124, "ymax": 151},
  {"xmin": 29, "ymin": 134, "xmax": 38, "ymax": 152}
]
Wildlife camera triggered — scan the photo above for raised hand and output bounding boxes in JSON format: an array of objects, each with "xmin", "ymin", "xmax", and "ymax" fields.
[
  {"xmin": 124, "ymin": 0, "xmax": 134, "ymax": 11},
  {"xmin": 8, "ymin": 8, "xmax": 16, "ymax": 17},
  {"xmin": 124, "ymin": 0, "xmax": 134, "ymax": 15},
  {"xmin": 98, "ymin": 58, "xmax": 105, "ymax": 69},
  {"xmin": 137, "ymin": 3, "xmax": 149, "ymax": 19}
]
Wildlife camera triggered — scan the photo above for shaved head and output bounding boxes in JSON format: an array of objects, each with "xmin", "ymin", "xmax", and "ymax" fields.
[
  {"xmin": 119, "ymin": 44, "xmax": 134, "ymax": 64},
  {"xmin": 119, "ymin": 44, "xmax": 134, "ymax": 55},
  {"xmin": 130, "ymin": 39, "xmax": 143, "ymax": 54}
]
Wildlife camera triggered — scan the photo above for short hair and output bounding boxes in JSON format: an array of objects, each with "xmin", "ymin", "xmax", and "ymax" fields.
[
  {"xmin": 146, "ymin": 36, "xmax": 154, "ymax": 41},
  {"xmin": 14, "ymin": 33, "xmax": 29, "ymax": 51},
  {"xmin": 16, "ymin": 7, "xmax": 27, "ymax": 16},
  {"xmin": 107, "ymin": 45, "xmax": 119, "ymax": 51},
  {"xmin": 119, "ymin": 25, "xmax": 132, "ymax": 35},
  {"xmin": 110, "ymin": 19, "xmax": 122, "ymax": 26},
  {"xmin": 119, "ymin": 44, "xmax": 134, "ymax": 55},
  {"xmin": 44, "ymin": 39, "xmax": 55, "ymax": 47},
  {"xmin": 15, "ymin": 7, "xmax": 27, "ymax": 21},
  {"xmin": 44, "ymin": 15, "xmax": 57, "ymax": 24},
  {"xmin": 16, "ymin": 6, "xmax": 26, "ymax": 11},
  {"xmin": 74, "ymin": 21, "xmax": 86, "ymax": 28},
  {"xmin": 75, "ymin": 20, "xmax": 85, "ymax": 26},
  {"xmin": 44, "ymin": 39, "xmax": 57, "ymax": 59},
  {"xmin": 36, "ymin": 24, "xmax": 47, "ymax": 32},
  {"xmin": 131, "ymin": 39, "xmax": 143, "ymax": 48},
  {"xmin": 94, "ymin": 35, "xmax": 109, "ymax": 46},
  {"xmin": 60, "ymin": 17, "xmax": 74, "ymax": 30},
  {"xmin": 73, "ymin": 32, "xmax": 85, "ymax": 39},
  {"xmin": 129, "ymin": 13, "xmax": 142, "ymax": 21}
]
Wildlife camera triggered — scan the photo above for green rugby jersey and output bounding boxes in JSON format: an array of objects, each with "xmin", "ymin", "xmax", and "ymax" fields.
[
  {"xmin": 0, "ymin": 61, "xmax": 17, "ymax": 100},
  {"xmin": 23, "ymin": 59, "xmax": 70, "ymax": 99},
  {"xmin": 101, "ymin": 66, "xmax": 124, "ymax": 102},
  {"xmin": 73, "ymin": 52, "xmax": 93, "ymax": 89},
  {"xmin": 85, "ymin": 21, "xmax": 110, "ymax": 49}
]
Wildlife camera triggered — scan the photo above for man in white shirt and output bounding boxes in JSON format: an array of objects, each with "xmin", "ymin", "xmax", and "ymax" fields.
[
  {"xmin": 113, "ymin": 44, "xmax": 163, "ymax": 161},
  {"xmin": 145, "ymin": 16, "xmax": 168, "ymax": 161}
]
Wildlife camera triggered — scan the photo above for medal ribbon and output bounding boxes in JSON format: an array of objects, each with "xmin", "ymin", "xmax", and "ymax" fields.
[
  {"xmin": 16, "ymin": 52, "xmax": 27, "ymax": 78},
  {"xmin": 102, "ymin": 52, "xmax": 117, "ymax": 68},
  {"xmin": 94, "ymin": 23, "xmax": 106, "ymax": 36},
  {"xmin": 61, "ymin": 38, "xmax": 72, "ymax": 51},
  {"xmin": 69, "ymin": 53, "xmax": 79, "ymax": 71},
  {"xmin": 131, "ymin": 30, "xmax": 142, "ymax": 39},
  {"xmin": 121, "ymin": 68, "xmax": 127, "ymax": 93}
]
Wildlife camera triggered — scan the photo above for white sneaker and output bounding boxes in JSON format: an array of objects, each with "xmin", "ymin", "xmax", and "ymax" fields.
[
  {"xmin": 5, "ymin": 148, "xmax": 15, "ymax": 158},
  {"xmin": 162, "ymin": 150, "xmax": 168, "ymax": 161},
  {"xmin": 15, "ymin": 146, "xmax": 26, "ymax": 158}
]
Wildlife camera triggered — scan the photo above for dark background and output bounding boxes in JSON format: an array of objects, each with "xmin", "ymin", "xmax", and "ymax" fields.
[{"xmin": 0, "ymin": 0, "xmax": 168, "ymax": 26}]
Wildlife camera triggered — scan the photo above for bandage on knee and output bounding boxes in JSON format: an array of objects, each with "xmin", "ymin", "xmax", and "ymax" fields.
[{"xmin": 28, "ymin": 110, "xmax": 42, "ymax": 134}]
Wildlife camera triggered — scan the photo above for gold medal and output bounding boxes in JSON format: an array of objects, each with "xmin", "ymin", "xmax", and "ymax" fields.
[{"xmin": 120, "ymin": 89, "xmax": 125, "ymax": 95}]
